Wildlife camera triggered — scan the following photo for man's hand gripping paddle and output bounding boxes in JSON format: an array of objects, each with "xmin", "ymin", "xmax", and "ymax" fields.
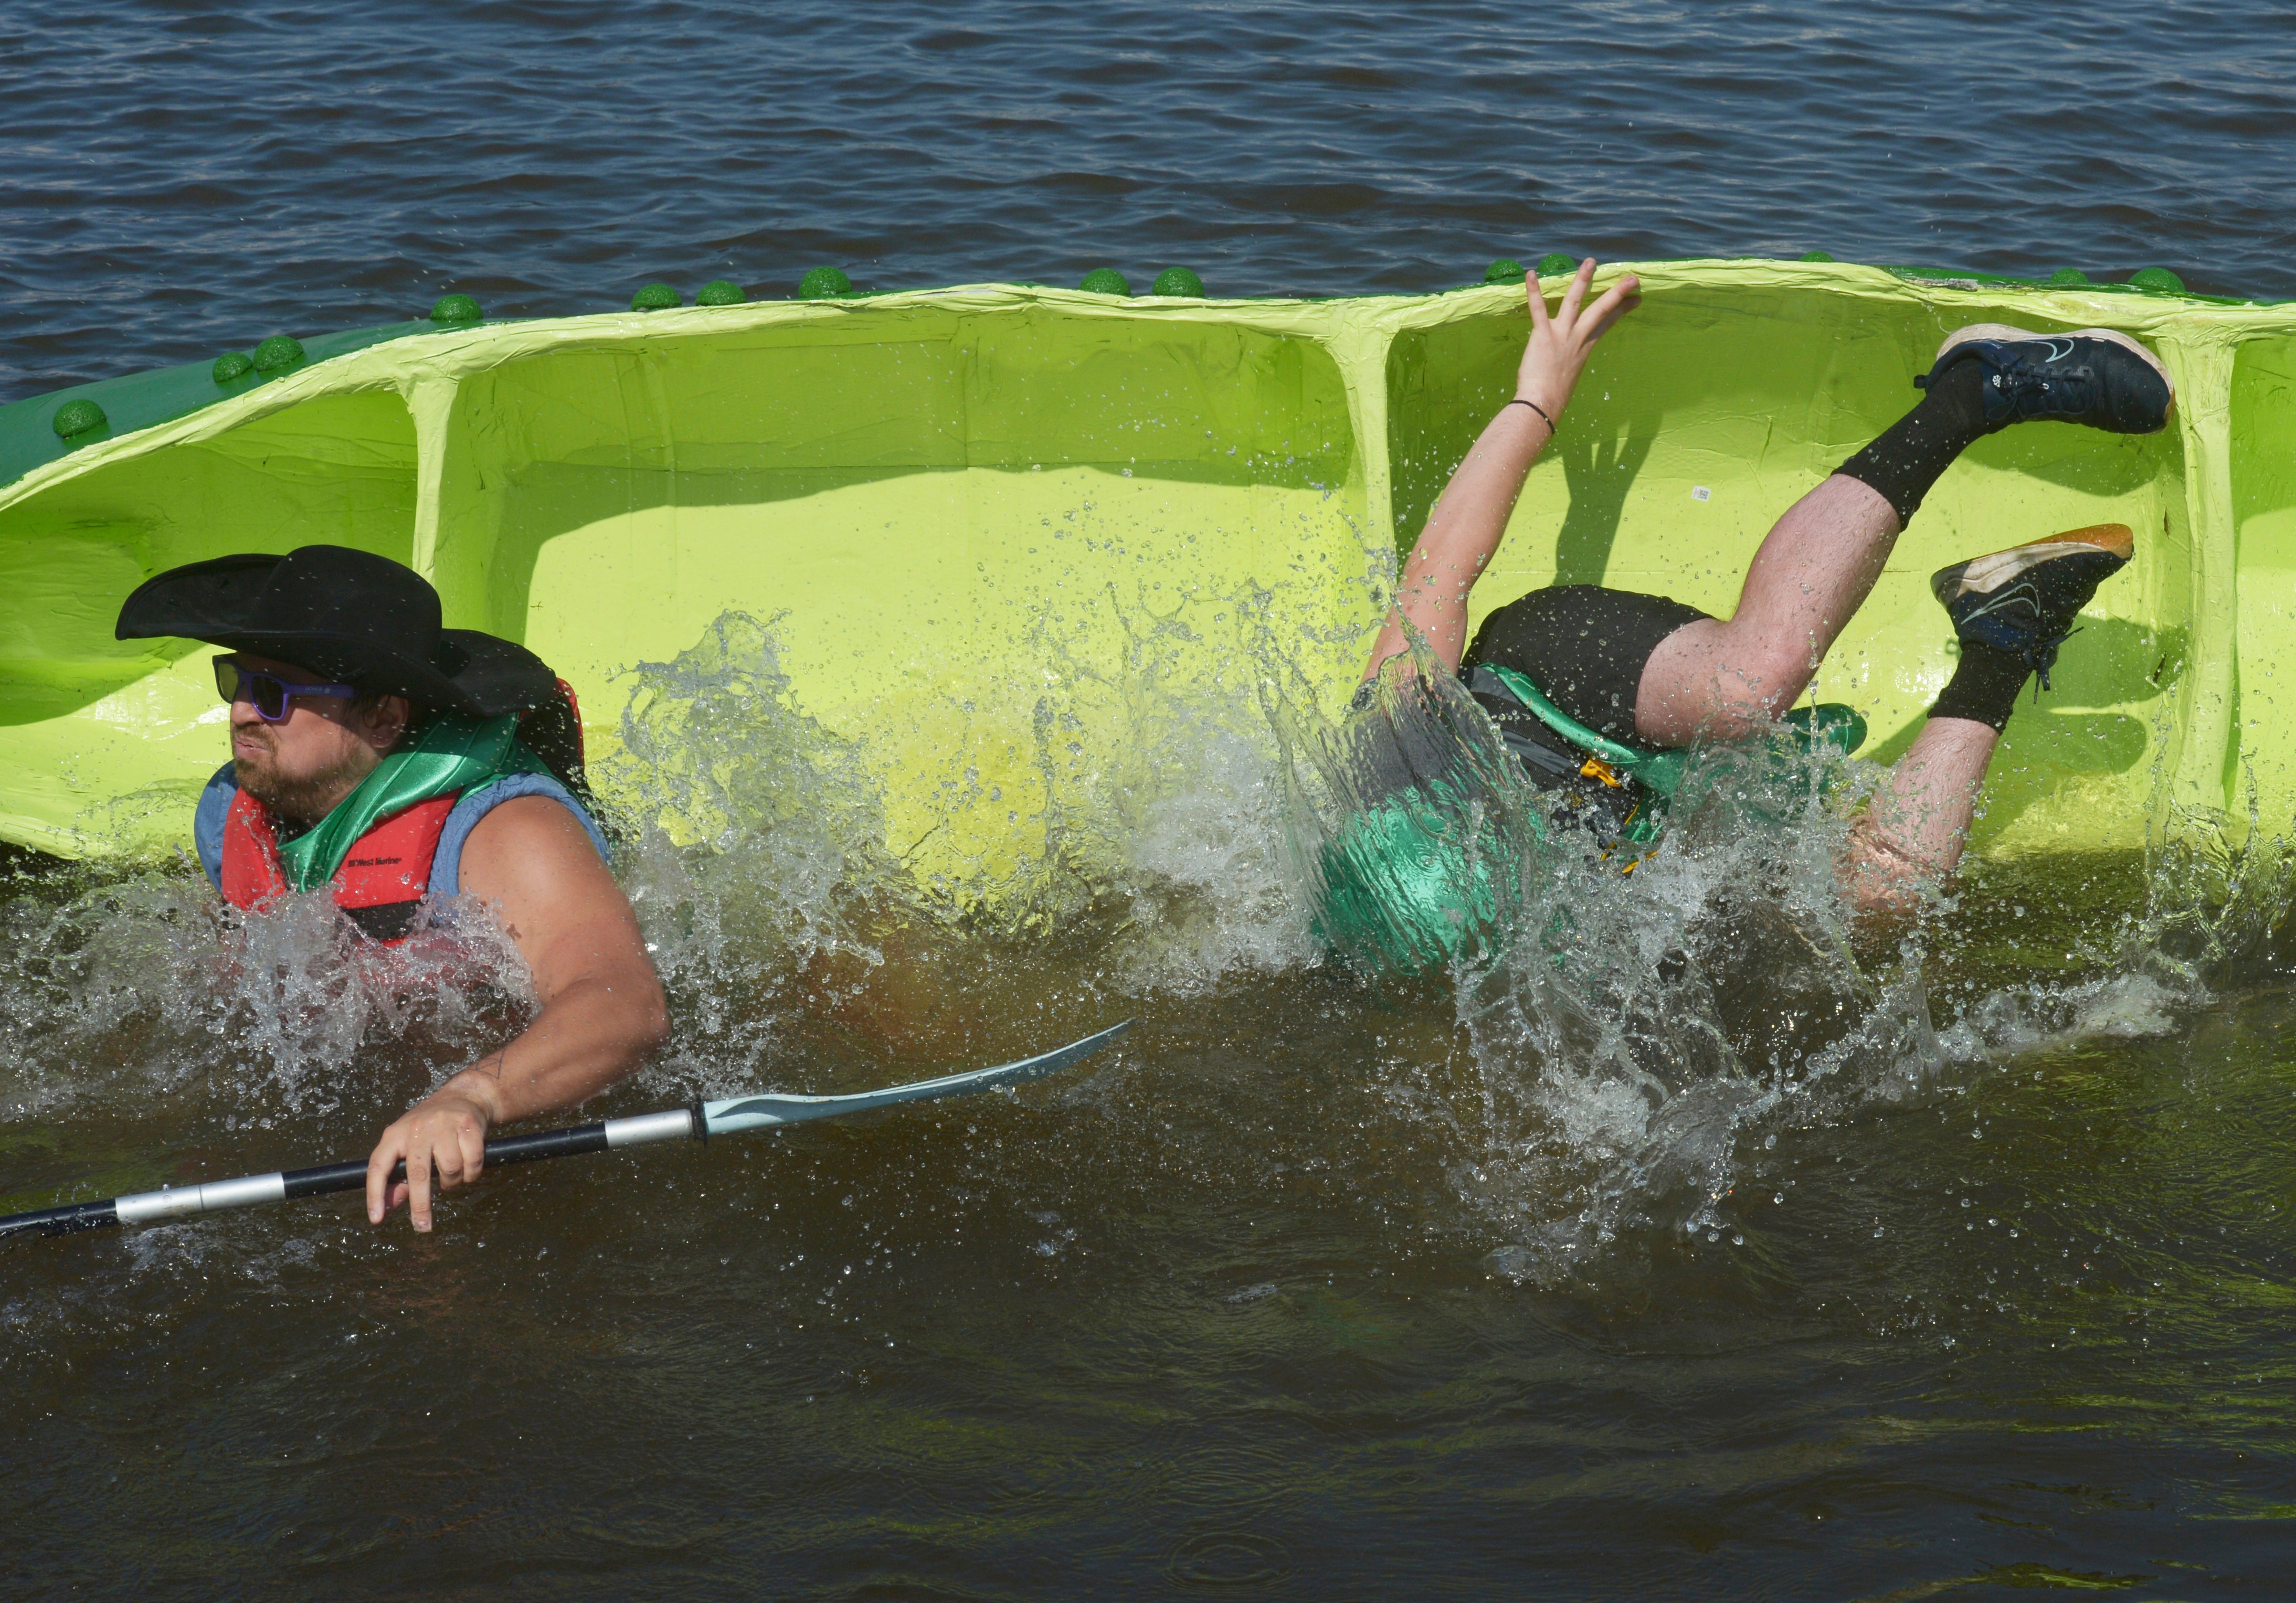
[{"xmin": 0, "ymin": 1020, "xmax": 1132, "ymax": 1244}]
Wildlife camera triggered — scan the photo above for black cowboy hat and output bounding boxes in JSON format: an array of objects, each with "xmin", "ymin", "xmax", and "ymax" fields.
[{"xmin": 115, "ymin": 545, "xmax": 559, "ymax": 718}]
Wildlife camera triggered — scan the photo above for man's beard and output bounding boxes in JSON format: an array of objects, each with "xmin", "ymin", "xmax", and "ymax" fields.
[{"xmin": 234, "ymin": 735, "xmax": 373, "ymax": 827}]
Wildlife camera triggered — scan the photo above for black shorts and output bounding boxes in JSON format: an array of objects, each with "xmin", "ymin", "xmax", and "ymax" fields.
[{"xmin": 1462, "ymin": 585, "xmax": 1710, "ymax": 745}]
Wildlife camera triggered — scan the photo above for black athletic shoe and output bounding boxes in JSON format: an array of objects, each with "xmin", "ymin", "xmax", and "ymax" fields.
[
  {"xmin": 1916, "ymin": 323, "xmax": 2174, "ymax": 434},
  {"xmin": 1930, "ymin": 523, "xmax": 2134, "ymax": 689}
]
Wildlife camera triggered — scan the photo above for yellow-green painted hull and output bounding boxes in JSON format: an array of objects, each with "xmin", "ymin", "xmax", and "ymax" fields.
[{"xmin": 4, "ymin": 262, "xmax": 2292, "ymax": 884}]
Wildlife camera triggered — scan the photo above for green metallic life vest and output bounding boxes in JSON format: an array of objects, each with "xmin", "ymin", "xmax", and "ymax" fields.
[
  {"xmin": 1310, "ymin": 668, "xmax": 1869, "ymax": 976},
  {"xmin": 1478, "ymin": 661, "xmax": 1868, "ymax": 848},
  {"xmin": 273, "ymin": 713, "xmax": 548, "ymax": 893}
]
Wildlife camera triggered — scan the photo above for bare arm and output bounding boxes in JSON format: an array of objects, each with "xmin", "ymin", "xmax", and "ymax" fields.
[
  {"xmin": 367, "ymin": 795, "xmax": 669, "ymax": 1232},
  {"xmin": 1362, "ymin": 259, "xmax": 1643, "ymax": 681}
]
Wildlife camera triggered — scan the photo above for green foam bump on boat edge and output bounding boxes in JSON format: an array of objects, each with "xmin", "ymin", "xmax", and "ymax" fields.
[
  {"xmin": 1078, "ymin": 268, "xmax": 1131, "ymax": 296},
  {"xmin": 1800, "ymin": 250, "xmax": 1836, "ymax": 263},
  {"xmin": 2130, "ymin": 267, "xmax": 2185, "ymax": 293},
  {"xmin": 49, "ymin": 400, "xmax": 106, "ymax": 440},
  {"xmin": 631, "ymin": 283, "xmax": 681, "ymax": 312},
  {"xmin": 249, "ymin": 335, "xmax": 304, "ymax": 373},
  {"xmin": 1149, "ymin": 267, "xmax": 1204, "ymax": 297},
  {"xmin": 696, "ymin": 280, "xmax": 746, "ymax": 306},
  {"xmin": 1485, "ymin": 258, "xmax": 1527, "ymax": 285},
  {"xmin": 430, "ymin": 293, "xmax": 483, "ymax": 324},
  {"xmin": 210, "ymin": 352, "xmax": 255, "ymax": 385},
  {"xmin": 1536, "ymin": 252, "xmax": 1576, "ymax": 275},
  {"xmin": 2046, "ymin": 268, "xmax": 2091, "ymax": 286},
  {"xmin": 798, "ymin": 266, "xmax": 852, "ymax": 300}
]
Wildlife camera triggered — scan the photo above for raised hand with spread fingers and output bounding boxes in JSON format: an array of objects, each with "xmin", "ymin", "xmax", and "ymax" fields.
[{"xmin": 1364, "ymin": 258, "xmax": 1643, "ymax": 681}]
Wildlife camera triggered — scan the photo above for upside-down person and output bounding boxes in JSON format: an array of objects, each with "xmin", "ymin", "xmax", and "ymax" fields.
[
  {"xmin": 115, "ymin": 546, "xmax": 668, "ymax": 1232},
  {"xmin": 1343, "ymin": 259, "xmax": 2169, "ymax": 945}
]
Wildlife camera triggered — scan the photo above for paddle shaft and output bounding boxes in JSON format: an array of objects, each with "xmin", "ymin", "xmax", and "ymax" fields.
[
  {"xmin": 1, "ymin": 1106, "xmax": 701, "ymax": 1240},
  {"xmin": 1, "ymin": 1019, "xmax": 1130, "ymax": 1244}
]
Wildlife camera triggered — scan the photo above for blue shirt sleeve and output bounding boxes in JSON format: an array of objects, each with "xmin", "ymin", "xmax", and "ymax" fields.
[
  {"xmin": 428, "ymin": 773, "xmax": 611, "ymax": 900},
  {"xmin": 193, "ymin": 763, "xmax": 237, "ymax": 891}
]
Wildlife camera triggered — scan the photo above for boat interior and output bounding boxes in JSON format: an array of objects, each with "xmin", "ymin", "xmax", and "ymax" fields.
[{"xmin": 3, "ymin": 262, "xmax": 2291, "ymax": 882}]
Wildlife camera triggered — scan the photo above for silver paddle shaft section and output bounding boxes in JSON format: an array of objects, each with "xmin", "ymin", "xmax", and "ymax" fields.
[
  {"xmin": 115, "ymin": 1173, "xmax": 290, "ymax": 1225},
  {"xmin": 602, "ymin": 1110, "xmax": 700, "ymax": 1149},
  {"xmin": 703, "ymin": 1019, "xmax": 1132, "ymax": 1135}
]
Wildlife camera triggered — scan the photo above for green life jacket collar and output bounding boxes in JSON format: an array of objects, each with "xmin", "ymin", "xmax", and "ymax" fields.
[
  {"xmin": 1471, "ymin": 661, "xmax": 1869, "ymax": 827},
  {"xmin": 274, "ymin": 713, "xmax": 548, "ymax": 893}
]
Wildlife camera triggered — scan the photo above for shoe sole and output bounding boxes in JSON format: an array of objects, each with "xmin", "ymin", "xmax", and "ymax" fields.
[
  {"xmin": 1933, "ymin": 323, "xmax": 2176, "ymax": 415},
  {"xmin": 1935, "ymin": 522, "xmax": 2135, "ymax": 599}
]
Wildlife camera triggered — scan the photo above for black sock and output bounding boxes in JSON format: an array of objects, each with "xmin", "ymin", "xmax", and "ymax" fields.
[
  {"xmin": 1929, "ymin": 641, "xmax": 2031, "ymax": 731},
  {"xmin": 1835, "ymin": 357, "xmax": 1988, "ymax": 525}
]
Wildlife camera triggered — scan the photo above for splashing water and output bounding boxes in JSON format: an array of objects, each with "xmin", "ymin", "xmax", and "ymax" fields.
[
  {"xmin": 0, "ymin": 865, "xmax": 528, "ymax": 1130},
  {"xmin": 1261, "ymin": 647, "xmax": 2254, "ymax": 1285},
  {"xmin": 0, "ymin": 606, "xmax": 2279, "ymax": 1293},
  {"xmin": 597, "ymin": 612, "xmax": 909, "ymax": 1091}
]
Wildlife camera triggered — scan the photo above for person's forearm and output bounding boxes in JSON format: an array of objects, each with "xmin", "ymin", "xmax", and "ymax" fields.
[
  {"xmin": 1357, "ymin": 260, "xmax": 1638, "ymax": 686},
  {"xmin": 1364, "ymin": 400, "xmax": 1554, "ymax": 677},
  {"xmin": 1843, "ymin": 716, "xmax": 1998, "ymax": 920},
  {"xmin": 441, "ymin": 970, "xmax": 669, "ymax": 1126}
]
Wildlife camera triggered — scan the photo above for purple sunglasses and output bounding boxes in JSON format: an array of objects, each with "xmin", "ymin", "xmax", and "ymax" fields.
[{"xmin": 213, "ymin": 655, "xmax": 358, "ymax": 723}]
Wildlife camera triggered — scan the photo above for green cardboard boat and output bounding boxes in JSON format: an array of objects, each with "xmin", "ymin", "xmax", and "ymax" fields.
[{"xmin": 3, "ymin": 259, "xmax": 2290, "ymax": 895}]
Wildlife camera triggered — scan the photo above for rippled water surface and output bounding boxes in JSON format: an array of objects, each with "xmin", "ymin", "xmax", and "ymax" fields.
[
  {"xmin": 7, "ymin": 0, "xmax": 2296, "ymax": 397},
  {"xmin": 7, "ymin": 4, "xmax": 2296, "ymax": 1599}
]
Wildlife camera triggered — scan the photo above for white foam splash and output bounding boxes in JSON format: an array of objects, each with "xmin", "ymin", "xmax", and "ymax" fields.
[
  {"xmin": 0, "ymin": 870, "xmax": 527, "ymax": 1126},
  {"xmin": 3, "ymin": 604, "xmax": 2278, "ymax": 1303}
]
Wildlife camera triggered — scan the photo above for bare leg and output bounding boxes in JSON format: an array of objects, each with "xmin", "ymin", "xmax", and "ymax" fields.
[
  {"xmin": 1632, "ymin": 473, "xmax": 1901, "ymax": 745},
  {"xmin": 1841, "ymin": 716, "xmax": 1998, "ymax": 919}
]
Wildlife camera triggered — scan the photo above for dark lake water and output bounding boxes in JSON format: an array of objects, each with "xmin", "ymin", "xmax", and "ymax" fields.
[
  {"xmin": 7, "ymin": 3, "xmax": 2296, "ymax": 1599},
  {"xmin": 7, "ymin": 0, "xmax": 2296, "ymax": 399}
]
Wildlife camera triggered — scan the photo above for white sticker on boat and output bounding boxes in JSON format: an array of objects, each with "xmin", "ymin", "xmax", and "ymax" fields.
[{"xmin": 1692, "ymin": 486, "xmax": 1712, "ymax": 502}]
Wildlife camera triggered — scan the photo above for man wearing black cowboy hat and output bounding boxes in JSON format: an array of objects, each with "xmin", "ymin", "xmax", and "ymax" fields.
[{"xmin": 117, "ymin": 544, "xmax": 668, "ymax": 1234}]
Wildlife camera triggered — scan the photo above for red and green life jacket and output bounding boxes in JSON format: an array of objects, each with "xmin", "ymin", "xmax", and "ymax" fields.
[{"xmin": 197, "ymin": 699, "xmax": 607, "ymax": 942}]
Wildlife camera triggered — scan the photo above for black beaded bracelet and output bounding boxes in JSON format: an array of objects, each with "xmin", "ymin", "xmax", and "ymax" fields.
[{"xmin": 1505, "ymin": 397, "xmax": 1557, "ymax": 431}]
